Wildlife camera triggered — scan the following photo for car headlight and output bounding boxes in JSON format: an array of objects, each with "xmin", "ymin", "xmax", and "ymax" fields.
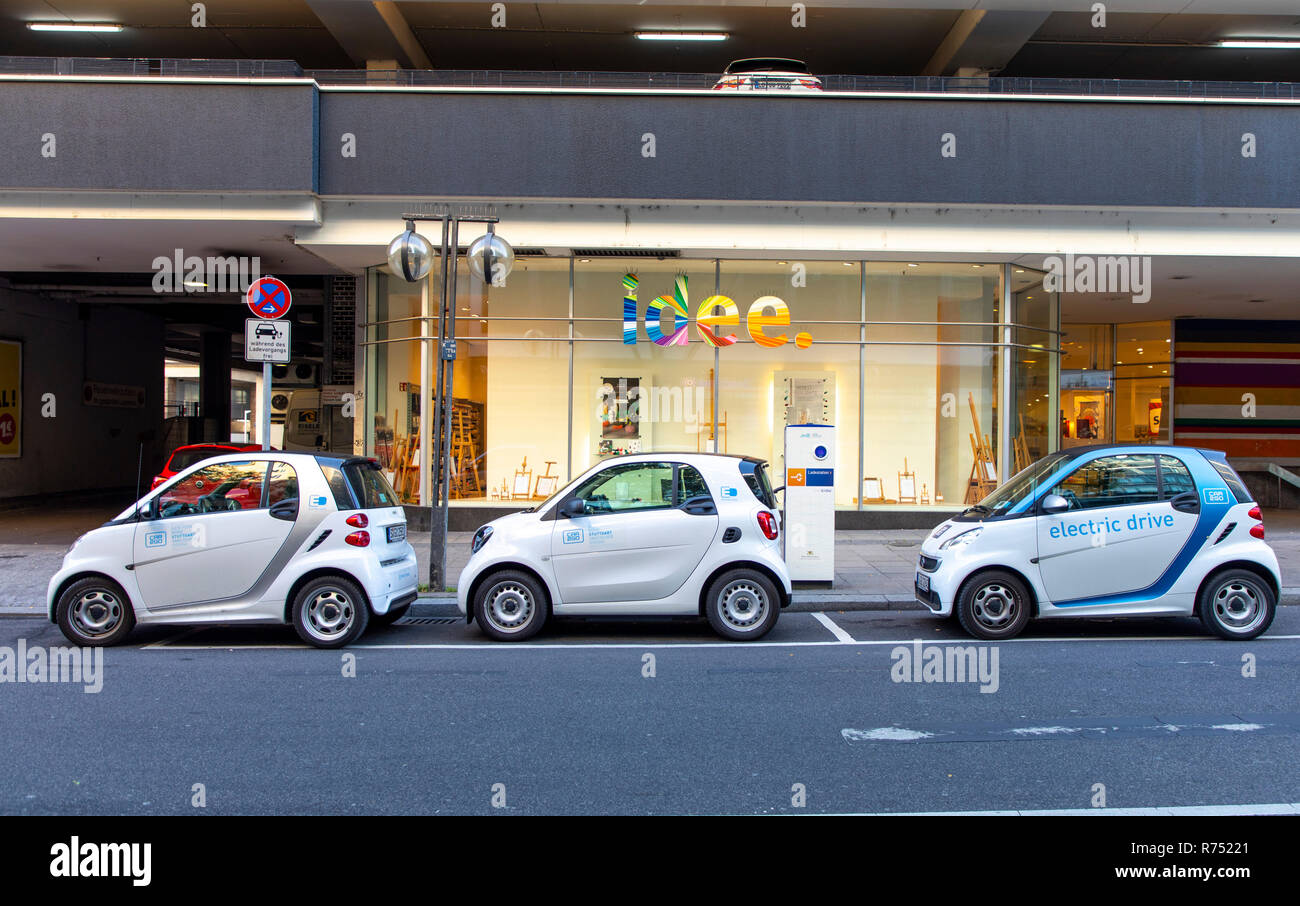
[
  {"xmin": 939, "ymin": 527, "xmax": 983, "ymax": 550},
  {"xmin": 66, "ymin": 533, "xmax": 87, "ymax": 556},
  {"xmin": 471, "ymin": 525, "xmax": 493, "ymax": 555}
]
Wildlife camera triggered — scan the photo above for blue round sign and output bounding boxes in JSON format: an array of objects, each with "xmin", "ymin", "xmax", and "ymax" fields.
[{"xmin": 814, "ymin": 445, "xmax": 828, "ymax": 460}]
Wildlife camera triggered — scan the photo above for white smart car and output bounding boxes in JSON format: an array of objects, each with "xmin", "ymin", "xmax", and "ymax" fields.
[
  {"xmin": 457, "ymin": 454, "xmax": 792, "ymax": 641},
  {"xmin": 917, "ymin": 445, "xmax": 1280, "ymax": 641},
  {"xmin": 48, "ymin": 452, "xmax": 418, "ymax": 648}
]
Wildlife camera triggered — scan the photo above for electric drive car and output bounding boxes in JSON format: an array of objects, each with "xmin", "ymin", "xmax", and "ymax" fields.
[
  {"xmin": 916, "ymin": 445, "xmax": 1280, "ymax": 641},
  {"xmin": 49, "ymin": 452, "xmax": 418, "ymax": 649},
  {"xmin": 457, "ymin": 453, "xmax": 792, "ymax": 641}
]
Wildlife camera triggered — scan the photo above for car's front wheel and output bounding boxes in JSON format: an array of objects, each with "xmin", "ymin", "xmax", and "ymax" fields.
[
  {"xmin": 56, "ymin": 577, "xmax": 136, "ymax": 647},
  {"xmin": 1199, "ymin": 569, "xmax": 1275, "ymax": 640},
  {"xmin": 955, "ymin": 570, "xmax": 1031, "ymax": 640},
  {"xmin": 705, "ymin": 569, "xmax": 780, "ymax": 641},
  {"xmin": 291, "ymin": 576, "xmax": 370, "ymax": 648},
  {"xmin": 474, "ymin": 570, "xmax": 548, "ymax": 641}
]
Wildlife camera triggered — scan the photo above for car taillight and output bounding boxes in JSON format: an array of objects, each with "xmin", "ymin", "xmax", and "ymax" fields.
[
  {"xmin": 345, "ymin": 530, "xmax": 370, "ymax": 547},
  {"xmin": 757, "ymin": 511, "xmax": 778, "ymax": 540},
  {"xmin": 1247, "ymin": 505, "xmax": 1263, "ymax": 538},
  {"xmin": 346, "ymin": 513, "xmax": 369, "ymax": 528},
  {"xmin": 151, "ymin": 476, "xmax": 164, "ymax": 489}
]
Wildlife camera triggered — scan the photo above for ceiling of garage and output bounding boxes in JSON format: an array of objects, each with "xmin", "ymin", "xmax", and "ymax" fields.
[{"xmin": 2, "ymin": 1, "xmax": 1300, "ymax": 81}]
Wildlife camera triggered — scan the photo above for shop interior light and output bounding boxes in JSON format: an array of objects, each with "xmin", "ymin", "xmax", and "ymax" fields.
[
  {"xmin": 27, "ymin": 21, "xmax": 123, "ymax": 32},
  {"xmin": 1216, "ymin": 39, "xmax": 1300, "ymax": 49},
  {"xmin": 635, "ymin": 31, "xmax": 728, "ymax": 41}
]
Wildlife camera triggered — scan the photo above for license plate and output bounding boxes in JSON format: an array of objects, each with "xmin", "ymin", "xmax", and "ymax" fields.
[
  {"xmin": 386, "ymin": 524, "xmax": 406, "ymax": 543},
  {"xmin": 915, "ymin": 572, "xmax": 930, "ymax": 593}
]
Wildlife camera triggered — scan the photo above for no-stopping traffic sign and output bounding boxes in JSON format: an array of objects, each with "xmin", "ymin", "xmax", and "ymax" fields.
[{"xmin": 246, "ymin": 276, "xmax": 292, "ymax": 320}]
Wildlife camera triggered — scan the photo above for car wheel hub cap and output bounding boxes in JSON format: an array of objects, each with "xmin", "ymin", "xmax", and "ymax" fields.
[
  {"xmin": 1214, "ymin": 581, "xmax": 1263, "ymax": 630},
  {"xmin": 973, "ymin": 584, "xmax": 1017, "ymax": 628},
  {"xmin": 74, "ymin": 590, "xmax": 121, "ymax": 635},
  {"xmin": 721, "ymin": 581, "xmax": 767, "ymax": 628},
  {"xmin": 489, "ymin": 585, "xmax": 532, "ymax": 630},
  {"xmin": 307, "ymin": 590, "xmax": 353, "ymax": 637}
]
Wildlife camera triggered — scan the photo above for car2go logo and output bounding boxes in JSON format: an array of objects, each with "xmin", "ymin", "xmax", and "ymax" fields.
[{"xmin": 622, "ymin": 274, "xmax": 813, "ymax": 349}]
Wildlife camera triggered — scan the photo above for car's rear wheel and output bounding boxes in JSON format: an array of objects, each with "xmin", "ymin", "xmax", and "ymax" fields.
[
  {"xmin": 56, "ymin": 577, "xmax": 136, "ymax": 647},
  {"xmin": 1199, "ymin": 569, "xmax": 1275, "ymax": 640},
  {"xmin": 291, "ymin": 576, "xmax": 370, "ymax": 648},
  {"xmin": 956, "ymin": 570, "xmax": 1031, "ymax": 640},
  {"xmin": 474, "ymin": 570, "xmax": 547, "ymax": 641},
  {"xmin": 705, "ymin": 569, "xmax": 780, "ymax": 641}
]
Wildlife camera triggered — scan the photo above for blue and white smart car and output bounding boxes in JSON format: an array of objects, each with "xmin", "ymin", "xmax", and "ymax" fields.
[{"xmin": 917, "ymin": 445, "xmax": 1280, "ymax": 641}]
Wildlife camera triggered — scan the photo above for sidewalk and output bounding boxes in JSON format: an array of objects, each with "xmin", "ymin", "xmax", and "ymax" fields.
[{"xmin": 2, "ymin": 503, "xmax": 1297, "ymax": 615}]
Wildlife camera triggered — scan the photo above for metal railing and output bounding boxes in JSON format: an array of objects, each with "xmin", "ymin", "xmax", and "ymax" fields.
[{"xmin": 2, "ymin": 56, "xmax": 1299, "ymax": 99}]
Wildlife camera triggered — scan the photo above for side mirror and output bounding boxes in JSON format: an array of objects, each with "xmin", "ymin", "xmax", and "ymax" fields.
[
  {"xmin": 561, "ymin": 498, "xmax": 586, "ymax": 518},
  {"xmin": 1041, "ymin": 494, "xmax": 1070, "ymax": 514}
]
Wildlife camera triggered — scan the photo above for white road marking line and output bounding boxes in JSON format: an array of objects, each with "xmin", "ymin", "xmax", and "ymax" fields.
[
  {"xmin": 821, "ymin": 803, "xmax": 1300, "ymax": 817},
  {"xmin": 810, "ymin": 612, "xmax": 855, "ymax": 643},
  {"xmin": 147, "ymin": 633, "xmax": 1300, "ymax": 652}
]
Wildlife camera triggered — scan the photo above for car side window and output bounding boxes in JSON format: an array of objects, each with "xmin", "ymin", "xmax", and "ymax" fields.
[
  {"xmin": 266, "ymin": 462, "xmax": 299, "ymax": 507},
  {"xmin": 573, "ymin": 462, "xmax": 674, "ymax": 514},
  {"xmin": 676, "ymin": 465, "xmax": 711, "ymax": 503},
  {"xmin": 1159, "ymin": 456, "xmax": 1196, "ymax": 498},
  {"xmin": 157, "ymin": 461, "xmax": 269, "ymax": 518},
  {"xmin": 1049, "ymin": 454, "xmax": 1159, "ymax": 510}
]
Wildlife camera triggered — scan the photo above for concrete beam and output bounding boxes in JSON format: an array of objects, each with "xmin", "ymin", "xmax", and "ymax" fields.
[
  {"xmin": 307, "ymin": 0, "xmax": 432, "ymax": 69},
  {"xmin": 923, "ymin": 10, "xmax": 1052, "ymax": 77}
]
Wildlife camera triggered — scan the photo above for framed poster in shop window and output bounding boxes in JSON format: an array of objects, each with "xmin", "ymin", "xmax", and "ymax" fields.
[{"xmin": 0, "ymin": 340, "xmax": 20, "ymax": 458}]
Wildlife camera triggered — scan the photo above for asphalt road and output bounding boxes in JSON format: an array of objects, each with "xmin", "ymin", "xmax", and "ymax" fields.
[{"xmin": 1, "ymin": 608, "xmax": 1297, "ymax": 816}]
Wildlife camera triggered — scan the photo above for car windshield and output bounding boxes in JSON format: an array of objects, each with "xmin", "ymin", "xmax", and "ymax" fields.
[{"xmin": 967, "ymin": 452, "xmax": 1071, "ymax": 518}]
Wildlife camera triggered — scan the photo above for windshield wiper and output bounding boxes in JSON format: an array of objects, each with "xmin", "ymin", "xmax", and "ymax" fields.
[{"xmin": 960, "ymin": 504, "xmax": 992, "ymax": 516}]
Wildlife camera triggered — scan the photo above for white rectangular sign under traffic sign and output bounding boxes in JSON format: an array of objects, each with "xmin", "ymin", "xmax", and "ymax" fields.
[{"xmin": 244, "ymin": 318, "xmax": 291, "ymax": 364}]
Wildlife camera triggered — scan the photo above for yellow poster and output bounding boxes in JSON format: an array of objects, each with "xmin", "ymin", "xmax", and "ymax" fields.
[{"xmin": 0, "ymin": 340, "xmax": 19, "ymax": 458}]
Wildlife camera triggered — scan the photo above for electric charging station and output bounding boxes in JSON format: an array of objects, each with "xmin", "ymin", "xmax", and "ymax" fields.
[{"xmin": 783, "ymin": 424, "xmax": 835, "ymax": 583}]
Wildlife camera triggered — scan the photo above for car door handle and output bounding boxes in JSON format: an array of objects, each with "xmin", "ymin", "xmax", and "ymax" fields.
[
  {"xmin": 681, "ymin": 495, "xmax": 716, "ymax": 515},
  {"xmin": 1169, "ymin": 491, "xmax": 1200, "ymax": 514},
  {"xmin": 269, "ymin": 498, "xmax": 299, "ymax": 521}
]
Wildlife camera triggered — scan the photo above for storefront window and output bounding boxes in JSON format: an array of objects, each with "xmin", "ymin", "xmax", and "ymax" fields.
[
  {"xmin": 866, "ymin": 263, "xmax": 999, "ymax": 507},
  {"xmin": 1011, "ymin": 268, "xmax": 1058, "ymax": 469},
  {"xmin": 573, "ymin": 259, "xmax": 717, "ymax": 476},
  {"xmin": 719, "ymin": 260, "xmax": 860, "ymax": 508},
  {"xmin": 1059, "ymin": 323, "xmax": 1114, "ymax": 448},
  {"xmin": 364, "ymin": 256, "xmax": 1062, "ymax": 510},
  {"xmin": 1115, "ymin": 321, "xmax": 1172, "ymax": 443}
]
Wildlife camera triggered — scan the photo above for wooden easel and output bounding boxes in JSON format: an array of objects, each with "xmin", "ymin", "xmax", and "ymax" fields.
[
  {"xmin": 533, "ymin": 461, "xmax": 557, "ymax": 499},
  {"xmin": 964, "ymin": 393, "xmax": 999, "ymax": 503},
  {"xmin": 1013, "ymin": 412, "xmax": 1032, "ymax": 474},
  {"xmin": 898, "ymin": 457, "xmax": 918, "ymax": 504},
  {"xmin": 511, "ymin": 457, "xmax": 533, "ymax": 500},
  {"xmin": 449, "ymin": 406, "xmax": 481, "ymax": 498},
  {"xmin": 697, "ymin": 367, "xmax": 728, "ymax": 453}
]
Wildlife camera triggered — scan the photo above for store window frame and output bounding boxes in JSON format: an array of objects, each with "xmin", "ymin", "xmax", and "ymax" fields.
[{"xmin": 362, "ymin": 257, "xmax": 1062, "ymax": 510}]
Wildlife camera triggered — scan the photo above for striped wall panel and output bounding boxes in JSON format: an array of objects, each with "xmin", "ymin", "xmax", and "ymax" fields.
[{"xmin": 1173, "ymin": 320, "xmax": 1300, "ymax": 459}]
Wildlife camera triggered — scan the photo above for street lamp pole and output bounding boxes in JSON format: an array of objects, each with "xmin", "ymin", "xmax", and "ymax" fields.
[{"xmin": 390, "ymin": 207, "xmax": 509, "ymax": 592}]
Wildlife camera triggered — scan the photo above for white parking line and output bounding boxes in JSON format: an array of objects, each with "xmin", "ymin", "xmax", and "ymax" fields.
[
  {"xmin": 145, "ymin": 633, "xmax": 1300, "ymax": 651},
  {"xmin": 810, "ymin": 612, "xmax": 855, "ymax": 643},
  {"xmin": 823, "ymin": 802, "xmax": 1300, "ymax": 816}
]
